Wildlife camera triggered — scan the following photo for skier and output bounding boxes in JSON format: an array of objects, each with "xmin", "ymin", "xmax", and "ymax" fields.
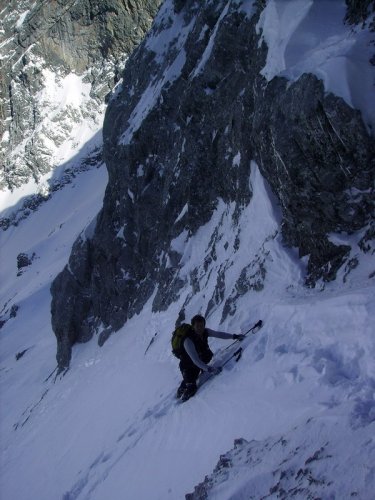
[{"xmin": 175, "ymin": 314, "xmax": 245, "ymax": 401}]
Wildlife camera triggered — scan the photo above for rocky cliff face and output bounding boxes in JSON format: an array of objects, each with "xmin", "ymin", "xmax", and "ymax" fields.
[
  {"xmin": 252, "ymin": 73, "xmax": 374, "ymax": 286},
  {"xmin": 51, "ymin": 0, "xmax": 374, "ymax": 370},
  {"xmin": 0, "ymin": 0, "xmax": 161, "ymax": 192}
]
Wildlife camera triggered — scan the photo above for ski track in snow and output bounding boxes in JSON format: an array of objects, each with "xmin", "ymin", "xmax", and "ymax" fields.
[{"xmin": 63, "ymin": 339, "xmax": 257, "ymax": 499}]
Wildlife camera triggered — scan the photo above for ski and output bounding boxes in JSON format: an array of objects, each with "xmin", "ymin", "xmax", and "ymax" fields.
[{"xmin": 197, "ymin": 320, "xmax": 263, "ymax": 388}]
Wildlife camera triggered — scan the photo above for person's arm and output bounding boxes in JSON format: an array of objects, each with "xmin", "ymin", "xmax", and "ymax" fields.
[
  {"xmin": 206, "ymin": 328, "xmax": 233, "ymax": 339},
  {"xmin": 206, "ymin": 328, "xmax": 245, "ymax": 341},
  {"xmin": 183, "ymin": 338, "xmax": 210, "ymax": 371}
]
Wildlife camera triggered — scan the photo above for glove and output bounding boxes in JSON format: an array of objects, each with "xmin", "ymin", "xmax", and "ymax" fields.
[
  {"xmin": 207, "ymin": 366, "xmax": 222, "ymax": 375},
  {"xmin": 233, "ymin": 334, "xmax": 245, "ymax": 341}
]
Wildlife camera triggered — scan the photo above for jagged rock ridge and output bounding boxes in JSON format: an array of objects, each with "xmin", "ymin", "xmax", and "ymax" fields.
[
  {"xmin": 51, "ymin": 0, "xmax": 374, "ymax": 370},
  {"xmin": 186, "ymin": 414, "xmax": 374, "ymax": 499}
]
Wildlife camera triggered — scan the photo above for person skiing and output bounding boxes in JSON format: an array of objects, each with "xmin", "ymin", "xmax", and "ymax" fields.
[{"xmin": 175, "ymin": 314, "xmax": 245, "ymax": 401}]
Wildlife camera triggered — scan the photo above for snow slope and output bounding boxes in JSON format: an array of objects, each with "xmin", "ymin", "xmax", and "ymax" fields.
[{"xmin": 1, "ymin": 159, "xmax": 374, "ymax": 499}]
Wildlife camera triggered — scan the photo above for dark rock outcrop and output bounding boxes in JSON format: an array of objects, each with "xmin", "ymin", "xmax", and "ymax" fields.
[
  {"xmin": 51, "ymin": 0, "xmax": 375, "ymax": 369},
  {"xmin": 345, "ymin": 0, "xmax": 375, "ymax": 24},
  {"xmin": 252, "ymin": 73, "xmax": 374, "ymax": 286},
  {"xmin": 16, "ymin": 251, "xmax": 36, "ymax": 275},
  {"xmin": 0, "ymin": 303, "xmax": 19, "ymax": 330}
]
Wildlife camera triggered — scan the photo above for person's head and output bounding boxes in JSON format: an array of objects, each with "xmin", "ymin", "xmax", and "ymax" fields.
[{"xmin": 191, "ymin": 314, "xmax": 206, "ymax": 335}]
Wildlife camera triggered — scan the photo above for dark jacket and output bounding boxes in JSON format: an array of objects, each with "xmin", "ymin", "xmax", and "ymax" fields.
[{"xmin": 182, "ymin": 328, "xmax": 233, "ymax": 370}]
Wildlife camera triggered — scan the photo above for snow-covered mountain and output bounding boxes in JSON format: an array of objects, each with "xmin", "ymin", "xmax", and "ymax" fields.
[
  {"xmin": 51, "ymin": 0, "xmax": 374, "ymax": 370},
  {"xmin": 1, "ymin": 1, "xmax": 374, "ymax": 499},
  {"xmin": 0, "ymin": 0, "xmax": 161, "ymax": 226}
]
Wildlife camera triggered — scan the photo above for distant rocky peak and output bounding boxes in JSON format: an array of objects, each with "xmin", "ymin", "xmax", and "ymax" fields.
[{"xmin": 0, "ymin": 0, "xmax": 162, "ymax": 194}]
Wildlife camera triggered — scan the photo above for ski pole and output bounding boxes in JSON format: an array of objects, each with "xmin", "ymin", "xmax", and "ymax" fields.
[
  {"xmin": 221, "ymin": 347, "xmax": 242, "ymax": 367},
  {"xmin": 223, "ymin": 319, "xmax": 263, "ymax": 352},
  {"xmin": 244, "ymin": 319, "xmax": 263, "ymax": 334}
]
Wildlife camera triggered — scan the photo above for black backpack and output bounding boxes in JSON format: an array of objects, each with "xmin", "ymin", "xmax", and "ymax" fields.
[{"xmin": 171, "ymin": 323, "xmax": 194, "ymax": 358}]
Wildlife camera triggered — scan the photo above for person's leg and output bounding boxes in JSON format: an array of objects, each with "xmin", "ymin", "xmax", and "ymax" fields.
[
  {"xmin": 181, "ymin": 381, "xmax": 197, "ymax": 401},
  {"xmin": 179, "ymin": 358, "xmax": 200, "ymax": 400},
  {"xmin": 176, "ymin": 379, "xmax": 187, "ymax": 398}
]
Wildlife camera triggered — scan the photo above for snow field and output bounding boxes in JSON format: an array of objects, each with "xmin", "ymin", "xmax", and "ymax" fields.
[{"xmin": 1, "ymin": 156, "xmax": 374, "ymax": 499}]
